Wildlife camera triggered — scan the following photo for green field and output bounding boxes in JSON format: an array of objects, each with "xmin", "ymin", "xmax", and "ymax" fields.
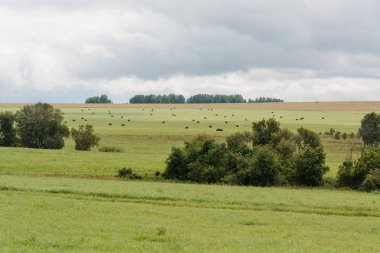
[
  {"xmin": 1, "ymin": 103, "xmax": 379, "ymax": 252},
  {"xmin": 0, "ymin": 106, "xmax": 370, "ymax": 177},
  {"xmin": 1, "ymin": 175, "xmax": 380, "ymax": 252}
]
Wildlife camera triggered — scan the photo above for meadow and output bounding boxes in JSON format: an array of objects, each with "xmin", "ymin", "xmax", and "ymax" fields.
[{"xmin": 1, "ymin": 102, "xmax": 380, "ymax": 252}]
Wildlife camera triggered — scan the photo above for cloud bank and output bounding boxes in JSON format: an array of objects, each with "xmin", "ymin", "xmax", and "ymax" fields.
[{"xmin": 0, "ymin": 0, "xmax": 379, "ymax": 102}]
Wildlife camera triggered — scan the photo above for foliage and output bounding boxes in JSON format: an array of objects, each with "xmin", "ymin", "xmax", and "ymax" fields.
[
  {"xmin": 359, "ymin": 112, "xmax": 380, "ymax": 146},
  {"xmin": 293, "ymin": 147, "xmax": 329, "ymax": 186},
  {"xmin": 360, "ymin": 169, "xmax": 380, "ymax": 192},
  {"xmin": 71, "ymin": 124, "xmax": 100, "ymax": 151},
  {"xmin": 247, "ymin": 97, "xmax": 284, "ymax": 103},
  {"xmin": 85, "ymin": 94, "xmax": 112, "ymax": 104},
  {"xmin": 337, "ymin": 147, "xmax": 380, "ymax": 191},
  {"xmin": 129, "ymin": 94, "xmax": 185, "ymax": 104},
  {"xmin": 118, "ymin": 167, "xmax": 142, "ymax": 179},
  {"xmin": 129, "ymin": 94, "xmax": 283, "ymax": 104},
  {"xmin": 187, "ymin": 94, "xmax": 245, "ymax": 103},
  {"xmin": 0, "ymin": 111, "xmax": 17, "ymax": 147},
  {"xmin": 236, "ymin": 146, "xmax": 282, "ymax": 186},
  {"xmin": 164, "ymin": 118, "xmax": 328, "ymax": 187},
  {"xmin": 252, "ymin": 118, "xmax": 280, "ymax": 145},
  {"xmin": 99, "ymin": 146, "xmax": 124, "ymax": 152},
  {"xmin": 15, "ymin": 103, "xmax": 69, "ymax": 149},
  {"xmin": 164, "ymin": 135, "xmax": 227, "ymax": 183}
]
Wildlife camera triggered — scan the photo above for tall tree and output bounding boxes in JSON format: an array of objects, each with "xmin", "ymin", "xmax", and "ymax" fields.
[
  {"xmin": 15, "ymin": 103, "xmax": 69, "ymax": 149},
  {"xmin": 0, "ymin": 111, "xmax": 17, "ymax": 147},
  {"xmin": 359, "ymin": 112, "xmax": 380, "ymax": 146}
]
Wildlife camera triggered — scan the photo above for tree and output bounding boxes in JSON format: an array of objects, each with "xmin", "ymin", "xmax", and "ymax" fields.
[
  {"xmin": 0, "ymin": 111, "xmax": 17, "ymax": 147},
  {"xmin": 293, "ymin": 147, "xmax": 329, "ymax": 186},
  {"xmin": 85, "ymin": 94, "xmax": 112, "ymax": 104},
  {"xmin": 15, "ymin": 103, "xmax": 69, "ymax": 149},
  {"xmin": 252, "ymin": 118, "xmax": 280, "ymax": 145},
  {"xmin": 337, "ymin": 147, "xmax": 380, "ymax": 191},
  {"xmin": 236, "ymin": 146, "xmax": 282, "ymax": 186},
  {"xmin": 359, "ymin": 112, "xmax": 380, "ymax": 146},
  {"xmin": 71, "ymin": 125, "xmax": 100, "ymax": 151}
]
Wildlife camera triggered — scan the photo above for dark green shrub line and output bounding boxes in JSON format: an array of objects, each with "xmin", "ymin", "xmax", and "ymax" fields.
[
  {"xmin": 99, "ymin": 146, "xmax": 124, "ymax": 152},
  {"xmin": 163, "ymin": 118, "xmax": 329, "ymax": 187}
]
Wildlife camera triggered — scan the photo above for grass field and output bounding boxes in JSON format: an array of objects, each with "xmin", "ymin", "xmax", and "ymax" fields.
[
  {"xmin": 0, "ymin": 103, "xmax": 373, "ymax": 177},
  {"xmin": 1, "ymin": 175, "xmax": 380, "ymax": 252},
  {"xmin": 0, "ymin": 102, "xmax": 379, "ymax": 252}
]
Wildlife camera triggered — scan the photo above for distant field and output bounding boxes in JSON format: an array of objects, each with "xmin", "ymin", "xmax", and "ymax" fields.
[
  {"xmin": 0, "ymin": 102, "xmax": 373, "ymax": 177},
  {"xmin": 0, "ymin": 102, "xmax": 379, "ymax": 252},
  {"xmin": 0, "ymin": 175, "xmax": 379, "ymax": 252}
]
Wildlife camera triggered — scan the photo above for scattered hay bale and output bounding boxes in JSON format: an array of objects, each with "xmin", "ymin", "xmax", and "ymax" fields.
[
  {"xmin": 162, "ymin": 121, "xmax": 166, "ymax": 124},
  {"xmin": 128, "ymin": 119, "xmax": 131, "ymax": 122},
  {"xmin": 72, "ymin": 119, "xmax": 76, "ymax": 122},
  {"xmin": 196, "ymin": 121, "xmax": 200, "ymax": 123},
  {"xmin": 236, "ymin": 125, "xmax": 239, "ymax": 127},
  {"xmin": 121, "ymin": 124, "xmax": 125, "ymax": 126},
  {"xmin": 108, "ymin": 123, "xmax": 112, "ymax": 125},
  {"xmin": 225, "ymin": 121, "xmax": 228, "ymax": 124},
  {"xmin": 209, "ymin": 125, "xmax": 212, "ymax": 128},
  {"xmin": 185, "ymin": 126, "xmax": 189, "ymax": 129}
]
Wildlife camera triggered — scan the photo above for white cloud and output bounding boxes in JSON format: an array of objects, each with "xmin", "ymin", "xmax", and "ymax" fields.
[{"xmin": 0, "ymin": 1, "xmax": 380, "ymax": 102}]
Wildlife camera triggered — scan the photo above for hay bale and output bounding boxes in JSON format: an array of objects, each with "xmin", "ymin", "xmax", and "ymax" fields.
[{"xmin": 216, "ymin": 128, "xmax": 224, "ymax": 132}]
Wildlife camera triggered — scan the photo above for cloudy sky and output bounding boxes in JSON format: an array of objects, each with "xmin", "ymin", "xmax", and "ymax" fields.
[{"xmin": 0, "ymin": 0, "xmax": 380, "ymax": 103}]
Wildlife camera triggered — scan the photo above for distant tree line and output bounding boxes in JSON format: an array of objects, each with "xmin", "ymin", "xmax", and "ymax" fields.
[
  {"xmin": 186, "ymin": 94, "xmax": 245, "ymax": 103},
  {"xmin": 85, "ymin": 94, "xmax": 112, "ymax": 104},
  {"xmin": 0, "ymin": 103, "xmax": 100, "ymax": 151},
  {"xmin": 129, "ymin": 94, "xmax": 283, "ymax": 104},
  {"xmin": 164, "ymin": 118, "xmax": 329, "ymax": 187},
  {"xmin": 248, "ymin": 97, "xmax": 284, "ymax": 103},
  {"xmin": 129, "ymin": 94, "xmax": 186, "ymax": 104}
]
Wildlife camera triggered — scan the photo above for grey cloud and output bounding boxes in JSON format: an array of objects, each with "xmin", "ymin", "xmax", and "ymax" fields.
[{"xmin": 0, "ymin": 0, "xmax": 380, "ymax": 102}]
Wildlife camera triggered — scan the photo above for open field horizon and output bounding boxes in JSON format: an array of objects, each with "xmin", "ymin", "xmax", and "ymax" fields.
[{"xmin": 2, "ymin": 101, "xmax": 380, "ymax": 111}]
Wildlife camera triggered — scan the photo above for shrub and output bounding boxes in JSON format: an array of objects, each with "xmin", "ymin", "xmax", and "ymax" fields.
[
  {"xmin": 336, "ymin": 160, "xmax": 355, "ymax": 188},
  {"xmin": 0, "ymin": 111, "xmax": 17, "ymax": 147},
  {"xmin": 337, "ymin": 147, "xmax": 380, "ymax": 189},
  {"xmin": 118, "ymin": 167, "xmax": 142, "ymax": 179},
  {"xmin": 360, "ymin": 169, "xmax": 380, "ymax": 192},
  {"xmin": 99, "ymin": 146, "xmax": 124, "ymax": 152},
  {"xmin": 71, "ymin": 125, "xmax": 100, "ymax": 151},
  {"xmin": 293, "ymin": 147, "xmax": 329, "ymax": 186},
  {"xmin": 164, "ymin": 135, "xmax": 227, "ymax": 183},
  {"xmin": 235, "ymin": 146, "xmax": 282, "ymax": 186}
]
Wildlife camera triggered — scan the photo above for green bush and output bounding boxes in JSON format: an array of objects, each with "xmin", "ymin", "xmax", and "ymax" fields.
[
  {"xmin": 99, "ymin": 146, "xmax": 124, "ymax": 152},
  {"xmin": 164, "ymin": 119, "xmax": 328, "ymax": 187},
  {"xmin": 236, "ymin": 146, "xmax": 282, "ymax": 186},
  {"xmin": 71, "ymin": 125, "xmax": 100, "ymax": 151},
  {"xmin": 118, "ymin": 167, "xmax": 142, "ymax": 179},
  {"xmin": 293, "ymin": 147, "xmax": 329, "ymax": 186},
  {"xmin": 360, "ymin": 169, "xmax": 380, "ymax": 192}
]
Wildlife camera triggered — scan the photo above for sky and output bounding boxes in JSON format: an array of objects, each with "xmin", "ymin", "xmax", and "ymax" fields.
[{"xmin": 0, "ymin": 0, "xmax": 380, "ymax": 103}]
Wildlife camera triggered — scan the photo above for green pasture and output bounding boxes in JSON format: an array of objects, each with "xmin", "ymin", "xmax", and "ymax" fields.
[
  {"xmin": 0, "ymin": 175, "xmax": 379, "ymax": 252},
  {"xmin": 0, "ymin": 106, "xmax": 370, "ymax": 177}
]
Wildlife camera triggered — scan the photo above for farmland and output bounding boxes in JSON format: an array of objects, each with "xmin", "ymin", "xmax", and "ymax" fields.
[{"xmin": 1, "ymin": 102, "xmax": 380, "ymax": 252}]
